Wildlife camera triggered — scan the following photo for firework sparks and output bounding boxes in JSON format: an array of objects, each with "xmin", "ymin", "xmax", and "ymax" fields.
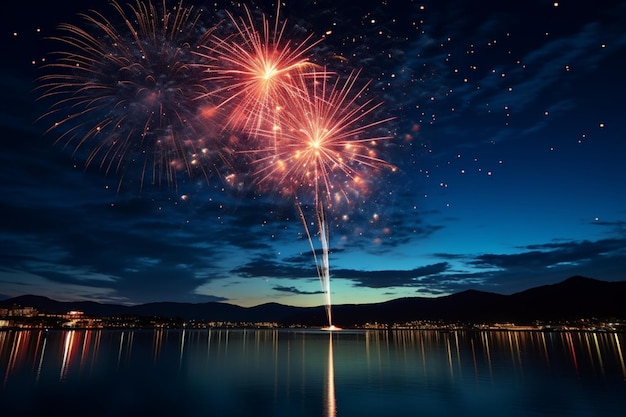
[
  {"xmin": 251, "ymin": 69, "xmax": 395, "ymax": 199},
  {"xmin": 194, "ymin": 3, "xmax": 324, "ymax": 136},
  {"xmin": 248, "ymin": 70, "xmax": 396, "ymax": 326},
  {"xmin": 37, "ymin": 0, "xmax": 219, "ymax": 190}
]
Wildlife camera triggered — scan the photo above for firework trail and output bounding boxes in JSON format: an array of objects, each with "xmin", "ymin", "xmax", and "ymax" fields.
[
  {"xmin": 37, "ymin": 0, "xmax": 220, "ymax": 190},
  {"xmin": 194, "ymin": 3, "xmax": 323, "ymax": 138},
  {"xmin": 248, "ymin": 69, "xmax": 395, "ymax": 326}
]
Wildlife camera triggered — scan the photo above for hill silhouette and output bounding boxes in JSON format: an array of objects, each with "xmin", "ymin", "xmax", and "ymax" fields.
[{"xmin": 2, "ymin": 276, "xmax": 625, "ymax": 327}]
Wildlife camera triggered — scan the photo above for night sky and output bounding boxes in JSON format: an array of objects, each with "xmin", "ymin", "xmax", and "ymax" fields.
[{"xmin": 1, "ymin": 0, "xmax": 625, "ymax": 308}]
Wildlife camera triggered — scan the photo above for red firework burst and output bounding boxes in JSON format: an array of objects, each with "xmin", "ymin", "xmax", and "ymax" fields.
[
  {"xmin": 194, "ymin": 4, "xmax": 324, "ymax": 135},
  {"xmin": 249, "ymin": 69, "xmax": 396, "ymax": 208}
]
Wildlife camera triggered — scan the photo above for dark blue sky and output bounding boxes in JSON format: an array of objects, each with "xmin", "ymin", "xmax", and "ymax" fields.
[{"xmin": 1, "ymin": 0, "xmax": 625, "ymax": 307}]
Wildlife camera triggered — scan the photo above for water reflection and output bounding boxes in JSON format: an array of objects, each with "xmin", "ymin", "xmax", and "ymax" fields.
[
  {"xmin": 0, "ymin": 328, "xmax": 625, "ymax": 416},
  {"xmin": 2, "ymin": 329, "xmax": 625, "ymax": 383},
  {"xmin": 325, "ymin": 333, "xmax": 336, "ymax": 417},
  {"xmin": 359, "ymin": 329, "xmax": 626, "ymax": 384},
  {"xmin": 59, "ymin": 330, "xmax": 74, "ymax": 380},
  {"xmin": 615, "ymin": 333, "xmax": 626, "ymax": 378}
]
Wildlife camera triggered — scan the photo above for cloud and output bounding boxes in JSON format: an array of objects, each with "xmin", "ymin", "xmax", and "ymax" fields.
[
  {"xmin": 272, "ymin": 285, "xmax": 323, "ymax": 295},
  {"xmin": 232, "ymin": 255, "xmax": 453, "ymax": 291},
  {"xmin": 483, "ymin": 21, "xmax": 619, "ymax": 114},
  {"xmin": 333, "ymin": 262, "xmax": 450, "ymax": 289},
  {"xmin": 471, "ymin": 238, "xmax": 626, "ymax": 270},
  {"xmin": 394, "ymin": 3, "xmax": 626, "ymax": 156},
  {"xmin": 421, "ymin": 238, "xmax": 626, "ymax": 296},
  {"xmin": 0, "ymin": 267, "xmax": 123, "ymax": 304},
  {"xmin": 232, "ymin": 257, "xmax": 317, "ymax": 279},
  {"xmin": 0, "ymin": 177, "xmax": 245, "ymax": 304}
]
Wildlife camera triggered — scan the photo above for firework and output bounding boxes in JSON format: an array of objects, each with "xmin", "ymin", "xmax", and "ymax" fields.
[
  {"xmin": 248, "ymin": 69, "xmax": 395, "ymax": 326},
  {"xmin": 194, "ymin": 4, "xmax": 323, "ymax": 137},
  {"xmin": 38, "ymin": 1, "xmax": 395, "ymax": 324},
  {"xmin": 251, "ymin": 69, "xmax": 395, "ymax": 198},
  {"xmin": 37, "ymin": 0, "xmax": 219, "ymax": 190}
]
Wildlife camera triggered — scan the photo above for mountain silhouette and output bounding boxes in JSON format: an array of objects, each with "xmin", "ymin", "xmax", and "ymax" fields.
[{"xmin": 2, "ymin": 276, "xmax": 625, "ymax": 327}]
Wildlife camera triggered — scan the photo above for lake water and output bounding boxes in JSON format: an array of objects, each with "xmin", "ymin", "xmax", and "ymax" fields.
[{"xmin": 1, "ymin": 328, "xmax": 625, "ymax": 416}]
